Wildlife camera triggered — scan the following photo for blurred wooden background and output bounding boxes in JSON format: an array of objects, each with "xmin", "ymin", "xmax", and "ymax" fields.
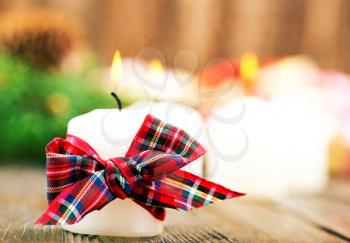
[{"xmin": 0, "ymin": 0, "xmax": 350, "ymax": 72}]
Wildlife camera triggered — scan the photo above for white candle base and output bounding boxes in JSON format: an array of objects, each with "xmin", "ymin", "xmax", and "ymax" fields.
[{"xmin": 62, "ymin": 199, "xmax": 163, "ymax": 237}]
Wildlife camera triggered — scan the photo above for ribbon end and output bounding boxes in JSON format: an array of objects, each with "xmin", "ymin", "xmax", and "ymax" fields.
[{"xmin": 226, "ymin": 191, "xmax": 246, "ymax": 199}]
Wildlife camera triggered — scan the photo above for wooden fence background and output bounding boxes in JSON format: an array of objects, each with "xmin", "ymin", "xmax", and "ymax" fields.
[{"xmin": 0, "ymin": 0, "xmax": 349, "ymax": 72}]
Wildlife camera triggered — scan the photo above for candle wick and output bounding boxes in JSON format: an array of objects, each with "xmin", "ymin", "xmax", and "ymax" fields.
[{"xmin": 111, "ymin": 92, "xmax": 122, "ymax": 111}]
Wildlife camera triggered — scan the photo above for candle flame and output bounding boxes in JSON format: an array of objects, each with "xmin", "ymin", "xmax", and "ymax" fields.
[
  {"xmin": 110, "ymin": 50, "xmax": 123, "ymax": 83},
  {"xmin": 240, "ymin": 52, "xmax": 259, "ymax": 83}
]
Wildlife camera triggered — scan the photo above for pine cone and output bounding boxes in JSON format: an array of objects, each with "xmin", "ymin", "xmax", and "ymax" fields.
[{"xmin": 0, "ymin": 8, "xmax": 82, "ymax": 70}]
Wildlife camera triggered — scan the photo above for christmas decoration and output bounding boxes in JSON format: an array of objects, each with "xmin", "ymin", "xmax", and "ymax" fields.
[
  {"xmin": 0, "ymin": 9, "xmax": 80, "ymax": 70},
  {"xmin": 0, "ymin": 54, "xmax": 114, "ymax": 162}
]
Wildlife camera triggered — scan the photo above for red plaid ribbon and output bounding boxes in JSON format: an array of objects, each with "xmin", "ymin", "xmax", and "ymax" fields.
[{"xmin": 36, "ymin": 114, "xmax": 244, "ymax": 225}]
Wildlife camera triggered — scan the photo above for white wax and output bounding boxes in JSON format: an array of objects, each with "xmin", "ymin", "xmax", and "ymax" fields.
[
  {"xmin": 256, "ymin": 56, "xmax": 320, "ymax": 100},
  {"xmin": 206, "ymin": 97, "xmax": 337, "ymax": 198},
  {"xmin": 62, "ymin": 101, "xmax": 204, "ymax": 236},
  {"xmin": 272, "ymin": 94, "xmax": 338, "ymax": 193}
]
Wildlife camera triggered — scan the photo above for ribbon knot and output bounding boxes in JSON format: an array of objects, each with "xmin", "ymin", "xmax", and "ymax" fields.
[
  {"xmin": 105, "ymin": 158, "xmax": 140, "ymax": 199},
  {"xmin": 36, "ymin": 114, "xmax": 244, "ymax": 225}
]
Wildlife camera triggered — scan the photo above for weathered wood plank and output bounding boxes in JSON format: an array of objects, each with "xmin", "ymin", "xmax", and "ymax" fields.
[
  {"xmin": 201, "ymin": 199, "xmax": 342, "ymax": 243},
  {"xmin": 0, "ymin": 168, "xmax": 346, "ymax": 242},
  {"xmin": 323, "ymin": 179, "xmax": 350, "ymax": 204},
  {"xmin": 281, "ymin": 197, "xmax": 350, "ymax": 241}
]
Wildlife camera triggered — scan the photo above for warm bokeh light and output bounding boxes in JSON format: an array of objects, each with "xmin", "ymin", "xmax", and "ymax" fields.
[
  {"xmin": 240, "ymin": 52, "xmax": 259, "ymax": 83},
  {"xmin": 148, "ymin": 58, "xmax": 165, "ymax": 83},
  {"xmin": 149, "ymin": 58, "xmax": 163, "ymax": 74}
]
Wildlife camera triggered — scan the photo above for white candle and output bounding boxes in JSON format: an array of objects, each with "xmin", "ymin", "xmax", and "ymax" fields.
[
  {"xmin": 104, "ymin": 57, "xmax": 199, "ymax": 106},
  {"xmin": 272, "ymin": 94, "xmax": 338, "ymax": 193},
  {"xmin": 256, "ymin": 56, "xmax": 320, "ymax": 99},
  {"xmin": 62, "ymin": 101, "xmax": 204, "ymax": 236},
  {"xmin": 205, "ymin": 97, "xmax": 289, "ymax": 197},
  {"xmin": 206, "ymin": 97, "xmax": 337, "ymax": 198}
]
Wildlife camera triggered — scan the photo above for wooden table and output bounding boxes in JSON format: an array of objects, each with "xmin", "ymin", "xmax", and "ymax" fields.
[{"xmin": 1, "ymin": 168, "xmax": 349, "ymax": 242}]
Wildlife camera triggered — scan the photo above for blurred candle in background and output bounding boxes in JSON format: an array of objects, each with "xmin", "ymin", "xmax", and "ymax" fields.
[
  {"xmin": 205, "ymin": 88, "xmax": 338, "ymax": 197},
  {"xmin": 104, "ymin": 50, "xmax": 198, "ymax": 105},
  {"xmin": 272, "ymin": 94, "xmax": 338, "ymax": 193},
  {"xmin": 206, "ymin": 97, "xmax": 290, "ymax": 197},
  {"xmin": 321, "ymin": 71, "xmax": 350, "ymax": 178},
  {"xmin": 256, "ymin": 56, "xmax": 320, "ymax": 99},
  {"xmin": 240, "ymin": 52, "xmax": 259, "ymax": 95}
]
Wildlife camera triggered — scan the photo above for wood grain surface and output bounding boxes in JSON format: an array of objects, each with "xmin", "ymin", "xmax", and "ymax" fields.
[{"xmin": 0, "ymin": 168, "xmax": 349, "ymax": 242}]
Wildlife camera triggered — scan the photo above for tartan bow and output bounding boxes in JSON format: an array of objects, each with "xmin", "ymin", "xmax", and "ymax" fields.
[{"xmin": 36, "ymin": 114, "xmax": 244, "ymax": 225}]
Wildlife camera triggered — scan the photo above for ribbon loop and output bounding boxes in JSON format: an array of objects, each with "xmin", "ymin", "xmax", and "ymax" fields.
[{"xmin": 133, "ymin": 150, "xmax": 191, "ymax": 182}]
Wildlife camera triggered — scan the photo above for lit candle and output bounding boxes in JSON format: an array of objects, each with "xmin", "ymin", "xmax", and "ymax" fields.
[
  {"xmin": 104, "ymin": 50, "xmax": 198, "ymax": 105},
  {"xmin": 62, "ymin": 52, "xmax": 205, "ymax": 237}
]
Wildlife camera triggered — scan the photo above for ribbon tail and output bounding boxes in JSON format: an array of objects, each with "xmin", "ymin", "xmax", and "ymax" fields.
[
  {"xmin": 130, "ymin": 169, "xmax": 244, "ymax": 217},
  {"xmin": 131, "ymin": 182, "xmax": 178, "ymax": 220},
  {"xmin": 158, "ymin": 170, "xmax": 245, "ymax": 211},
  {"xmin": 36, "ymin": 170, "xmax": 115, "ymax": 225}
]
